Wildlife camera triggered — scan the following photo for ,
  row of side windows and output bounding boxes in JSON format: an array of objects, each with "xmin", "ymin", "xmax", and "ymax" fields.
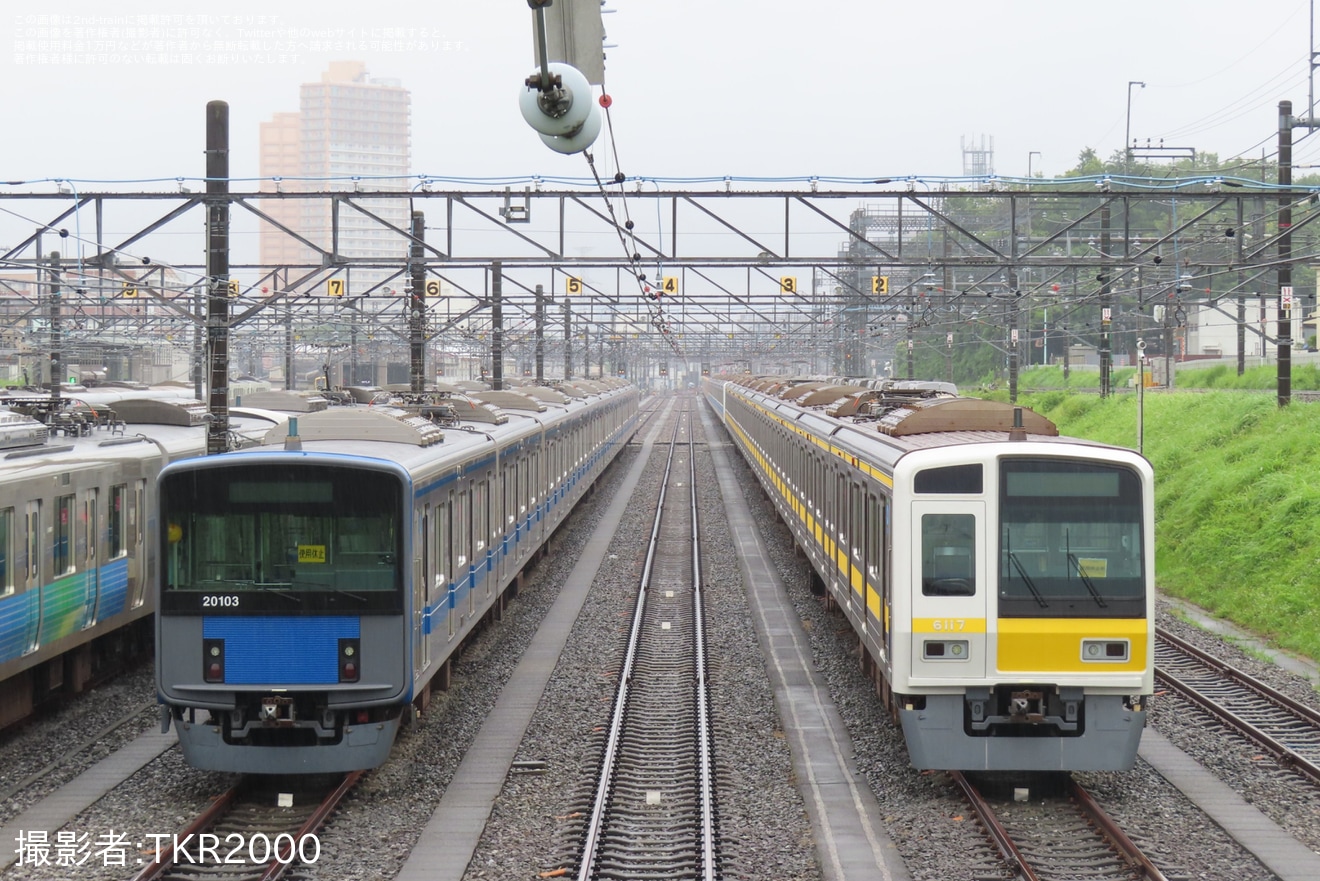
[
  {"xmin": 0, "ymin": 484, "xmax": 137, "ymax": 599},
  {"xmin": 735, "ymin": 399, "xmax": 891, "ymax": 615},
  {"xmin": 414, "ymin": 399, "xmax": 627, "ymax": 649}
]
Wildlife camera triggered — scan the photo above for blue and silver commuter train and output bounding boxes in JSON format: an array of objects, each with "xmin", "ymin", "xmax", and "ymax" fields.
[
  {"xmin": 706, "ymin": 375, "xmax": 1154, "ymax": 772},
  {"xmin": 156, "ymin": 380, "xmax": 639, "ymax": 773}
]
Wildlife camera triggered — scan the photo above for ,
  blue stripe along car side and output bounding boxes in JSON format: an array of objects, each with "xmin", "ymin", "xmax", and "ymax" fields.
[{"xmin": 0, "ymin": 591, "xmax": 40, "ymax": 664}]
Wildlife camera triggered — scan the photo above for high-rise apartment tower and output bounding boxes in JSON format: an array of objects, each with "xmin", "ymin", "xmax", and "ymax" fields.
[{"xmin": 259, "ymin": 61, "xmax": 412, "ymax": 286}]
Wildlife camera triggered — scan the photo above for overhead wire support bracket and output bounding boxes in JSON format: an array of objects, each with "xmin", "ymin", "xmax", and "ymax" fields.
[
  {"xmin": 520, "ymin": 0, "xmax": 601, "ymax": 154},
  {"xmin": 527, "ymin": 1, "xmax": 559, "ymax": 98}
]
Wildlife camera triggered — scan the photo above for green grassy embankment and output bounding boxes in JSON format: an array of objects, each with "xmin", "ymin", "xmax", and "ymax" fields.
[
  {"xmin": 1004, "ymin": 362, "xmax": 1320, "ymax": 392},
  {"xmin": 1006, "ymin": 388, "xmax": 1320, "ymax": 665}
]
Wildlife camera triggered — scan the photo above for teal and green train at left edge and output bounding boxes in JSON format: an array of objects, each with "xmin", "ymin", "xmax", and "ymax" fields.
[{"xmin": 0, "ymin": 387, "xmax": 280, "ymax": 729}]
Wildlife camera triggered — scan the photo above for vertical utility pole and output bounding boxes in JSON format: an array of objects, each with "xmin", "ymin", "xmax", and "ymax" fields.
[
  {"xmin": 906, "ymin": 296, "xmax": 914, "ymax": 379},
  {"xmin": 491, "ymin": 260, "xmax": 504, "ymax": 391},
  {"xmin": 193, "ymin": 285, "xmax": 204, "ymax": 400},
  {"xmin": 1099, "ymin": 203, "xmax": 1112, "ymax": 397},
  {"xmin": 940, "ymin": 229, "xmax": 954, "ymax": 384},
  {"xmin": 583, "ymin": 321, "xmax": 591, "ymax": 380},
  {"xmin": 1260, "ymin": 295, "xmax": 1268, "ymax": 366},
  {"xmin": 563, "ymin": 298, "xmax": 572, "ymax": 380},
  {"xmin": 534, "ymin": 283, "xmax": 545, "ymax": 382},
  {"xmin": 1125, "ymin": 81, "xmax": 1145, "ymax": 174},
  {"xmin": 1063, "ymin": 271, "xmax": 1072, "ymax": 383},
  {"xmin": 1163, "ymin": 302, "xmax": 1173, "ymax": 389},
  {"xmin": 409, "ymin": 210, "xmax": 427, "ymax": 393},
  {"xmin": 1237, "ymin": 297, "xmax": 1246, "ymax": 376},
  {"xmin": 1236, "ymin": 198, "xmax": 1246, "ymax": 377},
  {"xmin": 1136, "ymin": 340, "xmax": 1146, "ymax": 454},
  {"xmin": 1007, "ymin": 270, "xmax": 1020, "ymax": 403},
  {"xmin": 205, "ymin": 100, "xmax": 230, "ymax": 455},
  {"xmin": 49, "ymin": 252, "xmax": 62, "ymax": 406},
  {"xmin": 348, "ymin": 274, "xmax": 360, "ymax": 385},
  {"xmin": 284, "ymin": 302, "xmax": 294, "ymax": 390},
  {"xmin": 1277, "ymin": 100, "xmax": 1294, "ymax": 406},
  {"xmin": 1042, "ymin": 307, "xmax": 1049, "ymax": 366}
]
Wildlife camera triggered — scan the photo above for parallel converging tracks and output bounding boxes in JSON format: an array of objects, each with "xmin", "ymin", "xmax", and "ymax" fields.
[
  {"xmin": 1157, "ymin": 628, "xmax": 1320, "ymax": 784},
  {"xmin": 576, "ymin": 406, "xmax": 721, "ymax": 880},
  {"xmin": 951, "ymin": 772, "xmax": 1169, "ymax": 881}
]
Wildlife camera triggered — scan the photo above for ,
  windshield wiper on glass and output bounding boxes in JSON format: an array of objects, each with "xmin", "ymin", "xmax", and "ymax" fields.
[
  {"xmin": 325, "ymin": 587, "xmax": 369, "ymax": 604},
  {"xmin": 258, "ymin": 585, "xmax": 302, "ymax": 604},
  {"xmin": 1007, "ymin": 552, "xmax": 1049, "ymax": 608},
  {"xmin": 1061, "ymin": 528, "xmax": 1114, "ymax": 610},
  {"xmin": 289, "ymin": 581, "xmax": 370, "ymax": 604},
  {"xmin": 1004, "ymin": 530, "xmax": 1048, "ymax": 608},
  {"xmin": 1067, "ymin": 553, "xmax": 1108, "ymax": 609}
]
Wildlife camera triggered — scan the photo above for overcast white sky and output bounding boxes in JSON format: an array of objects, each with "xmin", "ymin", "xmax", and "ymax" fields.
[{"xmin": 5, "ymin": 0, "xmax": 1320, "ymax": 187}]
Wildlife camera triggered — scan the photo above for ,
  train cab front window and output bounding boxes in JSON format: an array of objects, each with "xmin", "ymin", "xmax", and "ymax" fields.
[
  {"xmin": 160, "ymin": 463, "xmax": 404, "ymax": 614},
  {"xmin": 921, "ymin": 513, "xmax": 976, "ymax": 596},
  {"xmin": 998, "ymin": 458, "xmax": 1145, "ymax": 618}
]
